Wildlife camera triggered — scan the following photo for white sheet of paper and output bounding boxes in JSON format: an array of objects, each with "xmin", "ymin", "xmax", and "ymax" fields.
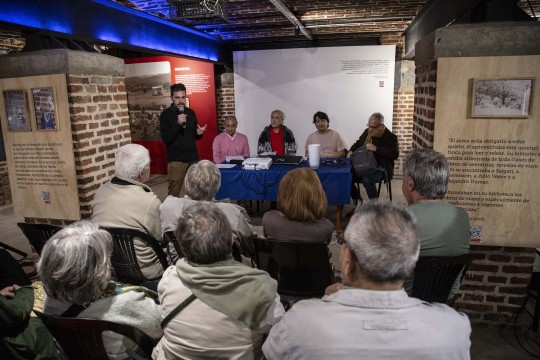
[{"xmin": 217, "ymin": 164, "xmax": 237, "ymax": 169}]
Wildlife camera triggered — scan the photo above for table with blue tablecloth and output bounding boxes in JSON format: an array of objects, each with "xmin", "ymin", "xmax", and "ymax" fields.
[{"xmin": 215, "ymin": 158, "xmax": 352, "ymax": 232}]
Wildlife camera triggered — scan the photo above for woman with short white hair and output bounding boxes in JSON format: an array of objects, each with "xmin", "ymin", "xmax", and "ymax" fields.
[{"xmin": 38, "ymin": 221, "xmax": 162, "ymax": 359}]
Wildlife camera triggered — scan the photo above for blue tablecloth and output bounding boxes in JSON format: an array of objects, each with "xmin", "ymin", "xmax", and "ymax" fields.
[{"xmin": 215, "ymin": 159, "xmax": 352, "ymax": 205}]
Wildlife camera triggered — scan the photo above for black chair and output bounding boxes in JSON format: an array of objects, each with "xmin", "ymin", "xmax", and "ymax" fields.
[
  {"xmin": 253, "ymin": 237, "xmax": 334, "ymax": 301},
  {"xmin": 17, "ymin": 222, "xmax": 62, "ymax": 255},
  {"xmin": 353, "ymin": 170, "xmax": 392, "ymax": 202},
  {"xmin": 35, "ymin": 311, "xmax": 156, "ymax": 360},
  {"xmin": 411, "ymin": 253, "xmax": 474, "ymax": 305},
  {"xmin": 102, "ymin": 227, "xmax": 169, "ymax": 285},
  {"xmin": 163, "ymin": 230, "xmax": 184, "ymax": 262}
]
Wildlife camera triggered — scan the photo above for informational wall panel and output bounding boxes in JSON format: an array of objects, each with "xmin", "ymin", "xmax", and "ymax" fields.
[
  {"xmin": 125, "ymin": 56, "xmax": 217, "ymax": 173},
  {"xmin": 0, "ymin": 74, "xmax": 79, "ymax": 220},
  {"xmin": 434, "ymin": 56, "xmax": 540, "ymax": 248},
  {"xmin": 233, "ymin": 46, "xmax": 396, "ymax": 155}
]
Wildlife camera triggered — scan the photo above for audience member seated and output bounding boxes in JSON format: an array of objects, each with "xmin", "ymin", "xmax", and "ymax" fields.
[
  {"xmin": 212, "ymin": 115, "xmax": 250, "ymax": 163},
  {"xmin": 263, "ymin": 200, "xmax": 471, "ymax": 360},
  {"xmin": 348, "ymin": 112, "xmax": 399, "ymax": 202},
  {"xmin": 257, "ymin": 109, "xmax": 297, "ymax": 155},
  {"xmin": 304, "ymin": 111, "xmax": 346, "ymax": 158},
  {"xmin": 153, "ymin": 202, "xmax": 284, "ymax": 359},
  {"xmin": 37, "ymin": 221, "xmax": 162, "ymax": 359},
  {"xmin": 263, "ymin": 167, "xmax": 334, "ymax": 244},
  {"xmin": 0, "ymin": 248, "xmax": 59, "ymax": 359},
  {"xmin": 402, "ymin": 149, "xmax": 470, "ymax": 298},
  {"xmin": 92, "ymin": 143, "xmax": 167, "ymax": 279},
  {"xmin": 161, "ymin": 160, "xmax": 257, "ymax": 260}
]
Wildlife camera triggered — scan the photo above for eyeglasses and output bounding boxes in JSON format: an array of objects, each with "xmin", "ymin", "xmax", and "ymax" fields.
[
  {"xmin": 366, "ymin": 124, "xmax": 379, "ymax": 129},
  {"xmin": 336, "ymin": 234, "xmax": 347, "ymax": 247}
]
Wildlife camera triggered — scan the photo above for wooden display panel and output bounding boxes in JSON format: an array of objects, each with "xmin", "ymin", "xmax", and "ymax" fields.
[
  {"xmin": 0, "ymin": 74, "xmax": 80, "ymax": 220},
  {"xmin": 434, "ymin": 56, "xmax": 539, "ymax": 247}
]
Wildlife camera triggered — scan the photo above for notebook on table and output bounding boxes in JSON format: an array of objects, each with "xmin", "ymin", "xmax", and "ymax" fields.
[{"xmin": 268, "ymin": 155, "xmax": 304, "ymax": 166}]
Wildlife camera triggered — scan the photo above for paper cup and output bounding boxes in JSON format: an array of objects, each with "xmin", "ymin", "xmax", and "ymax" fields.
[{"xmin": 308, "ymin": 144, "xmax": 321, "ymax": 169}]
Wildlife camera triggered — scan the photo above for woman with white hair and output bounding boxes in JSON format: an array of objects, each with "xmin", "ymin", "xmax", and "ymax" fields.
[
  {"xmin": 38, "ymin": 221, "xmax": 162, "ymax": 359},
  {"xmin": 160, "ymin": 160, "xmax": 256, "ymax": 259}
]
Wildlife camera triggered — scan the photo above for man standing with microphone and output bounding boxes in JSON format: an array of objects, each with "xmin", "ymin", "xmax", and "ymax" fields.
[{"xmin": 160, "ymin": 83, "xmax": 207, "ymax": 197}]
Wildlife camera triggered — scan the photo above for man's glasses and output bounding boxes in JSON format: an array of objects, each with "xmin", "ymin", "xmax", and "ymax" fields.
[{"xmin": 366, "ymin": 124, "xmax": 379, "ymax": 129}]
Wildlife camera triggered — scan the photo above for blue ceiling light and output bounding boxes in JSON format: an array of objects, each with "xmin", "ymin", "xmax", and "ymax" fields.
[{"xmin": 0, "ymin": 0, "xmax": 227, "ymax": 62}]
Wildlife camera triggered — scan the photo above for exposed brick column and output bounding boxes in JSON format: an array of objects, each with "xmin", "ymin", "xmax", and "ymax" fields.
[
  {"xmin": 0, "ymin": 163, "xmax": 10, "ymax": 206},
  {"xmin": 67, "ymin": 74, "xmax": 131, "ymax": 219},
  {"xmin": 216, "ymin": 71, "xmax": 236, "ymax": 133},
  {"xmin": 0, "ymin": 49, "xmax": 130, "ymax": 224},
  {"xmin": 412, "ymin": 60, "xmax": 436, "ymax": 149}
]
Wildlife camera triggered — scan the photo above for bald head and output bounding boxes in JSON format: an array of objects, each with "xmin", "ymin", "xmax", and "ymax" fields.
[{"xmin": 224, "ymin": 116, "xmax": 238, "ymax": 136}]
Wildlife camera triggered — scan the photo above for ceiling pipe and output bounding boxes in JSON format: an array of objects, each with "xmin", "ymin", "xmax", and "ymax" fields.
[{"xmin": 267, "ymin": 0, "xmax": 312, "ymax": 40}]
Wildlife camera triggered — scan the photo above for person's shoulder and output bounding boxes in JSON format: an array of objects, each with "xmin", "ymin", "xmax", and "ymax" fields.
[
  {"xmin": 236, "ymin": 132, "xmax": 248, "ymax": 140},
  {"xmin": 416, "ymin": 301, "xmax": 471, "ymax": 326},
  {"xmin": 384, "ymin": 127, "xmax": 398, "ymax": 138},
  {"xmin": 262, "ymin": 210, "xmax": 283, "ymax": 221}
]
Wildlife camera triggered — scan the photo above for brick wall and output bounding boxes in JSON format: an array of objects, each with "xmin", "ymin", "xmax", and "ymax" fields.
[
  {"xmin": 455, "ymin": 246, "xmax": 535, "ymax": 325},
  {"xmin": 0, "ymin": 161, "xmax": 10, "ymax": 206},
  {"xmin": 392, "ymin": 91, "xmax": 414, "ymax": 177},
  {"xmin": 412, "ymin": 60, "xmax": 437, "ymax": 149},
  {"xmin": 216, "ymin": 72, "xmax": 235, "ymax": 132},
  {"xmin": 67, "ymin": 74, "xmax": 131, "ymax": 219}
]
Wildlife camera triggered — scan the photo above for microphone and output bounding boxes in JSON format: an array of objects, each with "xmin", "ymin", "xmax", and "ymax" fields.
[{"xmin": 177, "ymin": 104, "xmax": 186, "ymax": 128}]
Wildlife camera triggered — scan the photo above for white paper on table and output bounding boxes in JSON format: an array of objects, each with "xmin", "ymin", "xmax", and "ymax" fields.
[
  {"xmin": 226, "ymin": 156, "xmax": 245, "ymax": 162},
  {"xmin": 217, "ymin": 164, "xmax": 237, "ymax": 169}
]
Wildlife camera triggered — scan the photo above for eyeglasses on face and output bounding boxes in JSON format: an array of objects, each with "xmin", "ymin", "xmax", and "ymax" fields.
[{"xmin": 366, "ymin": 124, "xmax": 379, "ymax": 129}]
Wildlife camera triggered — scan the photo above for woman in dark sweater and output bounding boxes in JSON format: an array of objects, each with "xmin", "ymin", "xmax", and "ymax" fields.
[{"xmin": 263, "ymin": 168, "xmax": 333, "ymax": 244}]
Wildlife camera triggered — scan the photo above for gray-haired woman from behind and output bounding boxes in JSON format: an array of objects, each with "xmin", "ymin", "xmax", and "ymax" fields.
[{"xmin": 37, "ymin": 220, "xmax": 162, "ymax": 359}]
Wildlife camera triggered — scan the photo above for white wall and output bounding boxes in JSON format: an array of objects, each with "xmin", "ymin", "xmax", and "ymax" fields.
[{"xmin": 233, "ymin": 45, "xmax": 395, "ymax": 155}]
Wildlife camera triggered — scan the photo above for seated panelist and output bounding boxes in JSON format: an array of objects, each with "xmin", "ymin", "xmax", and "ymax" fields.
[
  {"xmin": 257, "ymin": 109, "xmax": 297, "ymax": 155},
  {"xmin": 212, "ymin": 115, "xmax": 250, "ymax": 163},
  {"xmin": 305, "ymin": 111, "xmax": 346, "ymax": 158},
  {"xmin": 348, "ymin": 112, "xmax": 399, "ymax": 201}
]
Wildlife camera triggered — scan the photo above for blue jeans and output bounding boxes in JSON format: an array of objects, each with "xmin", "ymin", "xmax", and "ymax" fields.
[
  {"xmin": 351, "ymin": 170, "xmax": 385, "ymax": 201},
  {"xmin": 361, "ymin": 170, "xmax": 385, "ymax": 199}
]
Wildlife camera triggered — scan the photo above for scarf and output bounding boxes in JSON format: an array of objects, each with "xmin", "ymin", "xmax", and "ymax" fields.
[
  {"xmin": 176, "ymin": 258, "xmax": 277, "ymax": 329},
  {"xmin": 364, "ymin": 124, "xmax": 386, "ymax": 145}
]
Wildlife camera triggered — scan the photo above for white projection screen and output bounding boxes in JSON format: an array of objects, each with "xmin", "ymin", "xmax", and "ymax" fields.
[{"xmin": 233, "ymin": 45, "xmax": 396, "ymax": 155}]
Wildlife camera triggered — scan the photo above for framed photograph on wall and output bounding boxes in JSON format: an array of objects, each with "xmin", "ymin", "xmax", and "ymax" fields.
[
  {"xmin": 471, "ymin": 78, "xmax": 534, "ymax": 118},
  {"xmin": 32, "ymin": 87, "xmax": 58, "ymax": 130},
  {"xmin": 3, "ymin": 90, "xmax": 31, "ymax": 131}
]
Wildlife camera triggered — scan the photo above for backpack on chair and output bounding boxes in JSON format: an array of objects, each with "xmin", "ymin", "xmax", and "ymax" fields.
[{"xmin": 350, "ymin": 146, "xmax": 377, "ymax": 177}]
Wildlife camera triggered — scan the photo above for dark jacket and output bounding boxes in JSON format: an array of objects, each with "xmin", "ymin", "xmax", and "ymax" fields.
[
  {"xmin": 160, "ymin": 104, "xmax": 203, "ymax": 163},
  {"xmin": 350, "ymin": 128, "xmax": 399, "ymax": 180},
  {"xmin": 257, "ymin": 125, "xmax": 297, "ymax": 155}
]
